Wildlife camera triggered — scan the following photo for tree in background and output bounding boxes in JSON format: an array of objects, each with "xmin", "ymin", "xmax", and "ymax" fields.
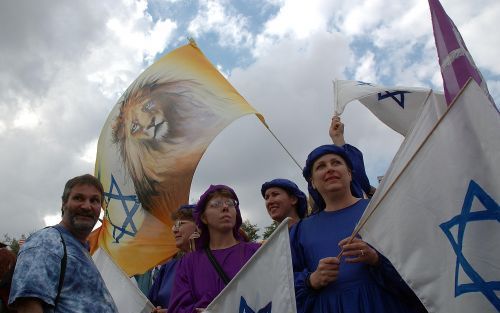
[
  {"xmin": 2, "ymin": 234, "xmax": 27, "ymax": 255},
  {"xmin": 240, "ymin": 219, "xmax": 260, "ymax": 242},
  {"xmin": 262, "ymin": 221, "xmax": 278, "ymax": 240}
]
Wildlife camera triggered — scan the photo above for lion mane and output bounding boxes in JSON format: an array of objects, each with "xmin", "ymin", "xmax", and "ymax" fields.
[{"xmin": 111, "ymin": 74, "xmax": 228, "ymax": 222}]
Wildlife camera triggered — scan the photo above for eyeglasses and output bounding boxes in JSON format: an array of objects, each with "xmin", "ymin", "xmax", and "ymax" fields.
[
  {"xmin": 207, "ymin": 199, "xmax": 238, "ymax": 209},
  {"xmin": 172, "ymin": 220, "xmax": 193, "ymax": 230}
]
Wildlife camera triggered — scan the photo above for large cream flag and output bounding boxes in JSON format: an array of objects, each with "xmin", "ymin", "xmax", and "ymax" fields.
[
  {"xmin": 93, "ymin": 40, "xmax": 265, "ymax": 275},
  {"xmin": 357, "ymin": 80, "xmax": 500, "ymax": 312}
]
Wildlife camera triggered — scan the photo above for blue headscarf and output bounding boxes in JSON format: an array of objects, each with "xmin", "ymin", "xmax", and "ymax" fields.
[
  {"xmin": 302, "ymin": 145, "xmax": 354, "ymax": 212},
  {"xmin": 260, "ymin": 178, "xmax": 308, "ymax": 218},
  {"xmin": 194, "ymin": 184, "xmax": 243, "ymax": 249},
  {"xmin": 171, "ymin": 204, "xmax": 196, "ymax": 220}
]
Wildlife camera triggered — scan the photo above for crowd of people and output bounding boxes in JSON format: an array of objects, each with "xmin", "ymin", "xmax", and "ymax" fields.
[{"xmin": 2, "ymin": 116, "xmax": 427, "ymax": 313}]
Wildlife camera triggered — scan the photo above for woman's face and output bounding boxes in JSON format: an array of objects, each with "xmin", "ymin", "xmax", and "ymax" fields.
[
  {"xmin": 201, "ymin": 195, "xmax": 238, "ymax": 233},
  {"xmin": 311, "ymin": 153, "xmax": 352, "ymax": 195},
  {"xmin": 171, "ymin": 219, "xmax": 197, "ymax": 251},
  {"xmin": 264, "ymin": 187, "xmax": 297, "ymax": 222}
]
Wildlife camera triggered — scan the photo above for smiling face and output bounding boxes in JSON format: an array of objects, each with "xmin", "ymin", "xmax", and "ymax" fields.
[
  {"xmin": 311, "ymin": 153, "xmax": 352, "ymax": 197},
  {"xmin": 264, "ymin": 187, "xmax": 298, "ymax": 223},
  {"xmin": 61, "ymin": 184, "xmax": 102, "ymax": 238}
]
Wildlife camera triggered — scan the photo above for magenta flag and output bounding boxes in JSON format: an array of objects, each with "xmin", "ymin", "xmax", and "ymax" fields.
[{"xmin": 428, "ymin": 0, "xmax": 494, "ymax": 105}]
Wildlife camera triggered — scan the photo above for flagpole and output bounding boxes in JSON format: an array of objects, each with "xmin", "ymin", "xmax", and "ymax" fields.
[
  {"xmin": 333, "ymin": 79, "xmax": 340, "ymax": 115},
  {"xmin": 337, "ymin": 83, "xmax": 466, "ymax": 259},
  {"xmin": 263, "ymin": 124, "xmax": 303, "ymax": 171}
]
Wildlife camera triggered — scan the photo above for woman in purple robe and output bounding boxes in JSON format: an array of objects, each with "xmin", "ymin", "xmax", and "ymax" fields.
[{"xmin": 168, "ymin": 185, "xmax": 260, "ymax": 313}]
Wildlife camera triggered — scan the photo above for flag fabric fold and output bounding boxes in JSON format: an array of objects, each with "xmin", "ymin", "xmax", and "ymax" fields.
[
  {"xmin": 93, "ymin": 40, "xmax": 265, "ymax": 275},
  {"xmin": 428, "ymin": 0, "xmax": 495, "ymax": 105},
  {"xmin": 93, "ymin": 248, "xmax": 154, "ymax": 313},
  {"xmin": 333, "ymin": 80, "xmax": 445, "ymax": 136},
  {"xmin": 357, "ymin": 80, "xmax": 500, "ymax": 312},
  {"xmin": 203, "ymin": 218, "xmax": 297, "ymax": 313}
]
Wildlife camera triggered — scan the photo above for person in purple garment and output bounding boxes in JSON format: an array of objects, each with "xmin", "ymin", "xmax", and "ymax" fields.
[
  {"xmin": 148, "ymin": 204, "xmax": 198, "ymax": 313},
  {"xmin": 168, "ymin": 185, "xmax": 260, "ymax": 313},
  {"xmin": 290, "ymin": 145, "xmax": 426, "ymax": 313}
]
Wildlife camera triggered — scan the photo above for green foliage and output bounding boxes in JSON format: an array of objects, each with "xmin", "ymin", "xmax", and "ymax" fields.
[
  {"xmin": 3, "ymin": 233, "xmax": 28, "ymax": 255},
  {"xmin": 262, "ymin": 221, "xmax": 279, "ymax": 240},
  {"xmin": 241, "ymin": 219, "xmax": 260, "ymax": 242}
]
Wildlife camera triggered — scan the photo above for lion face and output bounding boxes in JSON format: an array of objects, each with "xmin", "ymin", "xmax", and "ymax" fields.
[
  {"xmin": 111, "ymin": 78, "xmax": 226, "ymax": 218},
  {"xmin": 123, "ymin": 98, "xmax": 169, "ymax": 142}
]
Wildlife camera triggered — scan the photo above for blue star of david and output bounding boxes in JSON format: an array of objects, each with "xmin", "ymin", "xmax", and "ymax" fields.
[
  {"xmin": 356, "ymin": 80, "xmax": 374, "ymax": 86},
  {"xmin": 377, "ymin": 90, "xmax": 411, "ymax": 108},
  {"xmin": 439, "ymin": 180, "xmax": 500, "ymax": 310},
  {"xmin": 239, "ymin": 296, "xmax": 272, "ymax": 313},
  {"xmin": 104, "ymin": 174, "xmax": 140, "ymax": 243}
]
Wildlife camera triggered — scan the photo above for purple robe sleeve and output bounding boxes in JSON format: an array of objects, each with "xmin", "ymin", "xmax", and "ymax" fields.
[{"xmin": 168, "ymin": 256, "xmax": 197, "ymax": 313}]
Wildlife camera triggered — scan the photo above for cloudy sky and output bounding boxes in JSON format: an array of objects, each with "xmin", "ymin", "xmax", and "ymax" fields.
[{"xmin": 1, "ymin": 0, "xmax": 499, "ymax": 238}]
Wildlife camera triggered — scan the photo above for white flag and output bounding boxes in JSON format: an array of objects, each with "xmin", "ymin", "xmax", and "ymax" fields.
[
  {"xmin": 333, "ymin": 79, "xmax": 446, "ymax": 136},
  {"xmin": 204, "ymin": 218, "xmax": 297, "ymax": 313},
  {"xmin": 93, "ymin": 248, "xmax": 155, "ymax": 313},
  {"xmin": 357, "ymin": 80, "xmax": 500, "ymax": 312}
]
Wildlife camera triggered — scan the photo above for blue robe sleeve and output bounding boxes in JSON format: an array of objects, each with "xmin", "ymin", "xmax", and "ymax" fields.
[
  {"xmin": 342, "ymin": 144, "xmax": 372, "ymax": 197},
  {"xmin": 290, "ymin": 222, "xmax": 317, "ymax": 313}
]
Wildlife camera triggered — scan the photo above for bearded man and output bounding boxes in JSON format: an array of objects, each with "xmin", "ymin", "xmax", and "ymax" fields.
[{"xmin": 9, "ymin": 174, "xmax": 118, "ymax": 313}]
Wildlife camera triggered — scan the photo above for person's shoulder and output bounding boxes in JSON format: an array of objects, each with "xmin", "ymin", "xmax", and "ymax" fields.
[
  {"xmin": 355, "ymin": 198, "xmax": 370, "ymax": 208},
  {"xmin": 301, "ymin": 210, "xmax": 323, "ymax": 224},
  {"xmin": 19, "ymin": 227, "xmax": 64, "ymax": 257},
  {"xmin": 241, "ymin": 241, "xmax": 261, "ymax": 252},
  {"xmin": 21, "ymin": 227, "xmax": 61, "ymax": 251},
  {"xmin": 178, "ymin": 250, "xmax": 202, "ymax": 265}
]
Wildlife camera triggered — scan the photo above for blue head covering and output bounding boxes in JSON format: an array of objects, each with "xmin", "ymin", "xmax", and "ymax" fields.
[
  {"xmin": 302, "ymin": 145, "xmax": 354, "ymax": 211},
  {"xmin": 260, "ymin": 178, "xmax": 308, "ymax": 218},
  {"xmin": 194, "ymin": 184, "xmax": 243, "ymax": 249},
  {"xmin": 171, "ymin": 204, "xmax": 196, "ymax": 220}
]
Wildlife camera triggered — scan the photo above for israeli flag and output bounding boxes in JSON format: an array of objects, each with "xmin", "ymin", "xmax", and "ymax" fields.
[
  {"xmin": 203, "ymin": 218, "xmax": 297, "ymax": 313},
  {"xmin": 93, "ymin": 248, "xmax": 154, "ymax": 313},
  {"xmin": 357, "ymin": 80, "xmax": 500, "ymax": 312},
  {"xmin": 333, "ymin": 79, "xmax": 446, "ymax": 136}
]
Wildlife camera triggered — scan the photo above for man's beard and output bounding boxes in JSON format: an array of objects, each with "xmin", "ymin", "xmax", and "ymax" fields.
[{"xmin": 64, "ymin": 208, "xmax": 97, "ymax": 233}]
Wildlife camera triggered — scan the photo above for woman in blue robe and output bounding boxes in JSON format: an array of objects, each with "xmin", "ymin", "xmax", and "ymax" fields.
[
  {"xmin": 148, "ymin": 204, "xmax": 198, "ymax": 312},
  {"xmin": 290, "ymin": 144, "xmax": 426, "ymax": 313}
]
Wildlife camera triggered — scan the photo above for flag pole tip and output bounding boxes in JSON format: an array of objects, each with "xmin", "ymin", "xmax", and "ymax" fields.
[{"xmin": 188, "ymin": 37, "xmax": 197, "ymax": 47}]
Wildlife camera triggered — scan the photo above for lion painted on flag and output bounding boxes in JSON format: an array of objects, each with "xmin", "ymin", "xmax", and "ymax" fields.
[
  {"xmin": 94, "ymin": 42, "xmax": 263, "ymax": 274},
  {"xmin": 111, "ymin": 74, "xmax": 229, "ymax": 222}
]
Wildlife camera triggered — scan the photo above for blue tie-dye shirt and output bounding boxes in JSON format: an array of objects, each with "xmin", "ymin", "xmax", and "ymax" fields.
[{"xmin": 9, "ymin": 225, "xmax": 118, "ymax": 313}]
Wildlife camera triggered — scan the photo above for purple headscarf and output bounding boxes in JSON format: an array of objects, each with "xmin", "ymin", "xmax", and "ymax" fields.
[
  {"xmin": 194, "ymin": 185, "xmax": 243, "ymax": 249},
  {"xmin": 302, "ymin": 144, "xmax": 354, "ymax": 211}
]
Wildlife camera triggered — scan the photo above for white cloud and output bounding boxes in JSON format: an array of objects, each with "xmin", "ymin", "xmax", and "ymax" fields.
[
  {"xmin": 354, "ymin": 51, "xmax": 378, "ymax": 82},
  {"xmin": 188, "ymin": 0, "xmax": 253, "ymax": 48},
  {"xmin": 254, "ymin": 0, "xmax": 339, "ymax": 57},
  {"xmin": 0, "ymin": 0, "xmax": 179, "ymax": 237},
  {"xmin": 44, "ymin": 214, "xmax": 61, "ymax": 227},
  {"xmin": 1, "ymin": 0, "xmax": 498, "ymax": 239},
  {"xmin": 80, "ymin": 139, "xmax": 99, "ymax": 164},
  {"xmin": 13, "ymin": 107, "xmax": 41, "ymax": 130}
]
